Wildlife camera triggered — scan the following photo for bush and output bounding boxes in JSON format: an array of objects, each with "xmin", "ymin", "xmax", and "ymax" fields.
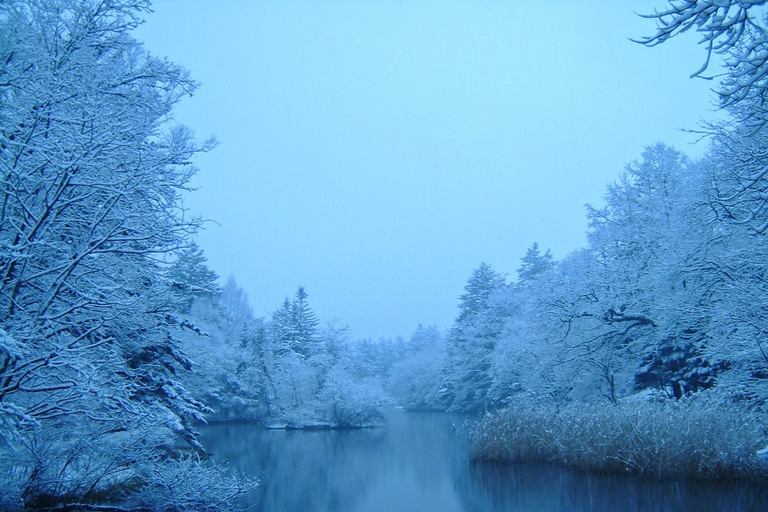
[
  {"xmin": 0, "ymin": 415, "xmax": 256, "ymax": 512},
  {"xmin": 469, "ymin": 393, "xmax": 768, "ymax": 480}
]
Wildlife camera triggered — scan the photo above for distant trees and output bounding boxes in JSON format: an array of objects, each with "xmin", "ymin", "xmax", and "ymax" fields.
[
  {"xmin": 315, "ymin": 321, "xmax": 388, "ymax": 428},
  {"xmin": 387, "ymin": 325, "xmax": 447, "ymax": 409},
  {"xmin": 151, "ymin": 0, "xmax": 768, "ymax": 423},
  {"xmin": 168, "ymin": 243, "xmax": 221, "ymax": 312},
  {"xmin": 456, "ymin": 263, "xmax": 506, "ymax": 322},
  {"xmin": 248, "ymin": 286, "xmax": 387, "ymax": 427},
  {"xmin": 288, "ymin": 287, "xmax": 321, "ymax": 358},
  {"xmin": 159, "ymin": 135, "xmax": 768, "ymax": 429},
  {"xmin": 175, "ymin": 275, "xmax": 272, "ymax": 422}
]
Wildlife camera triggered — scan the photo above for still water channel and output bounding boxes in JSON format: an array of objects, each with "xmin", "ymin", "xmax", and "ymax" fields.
[{"xmin": 199, "ymin": 410, "xmax": 768, "ymax": 512}]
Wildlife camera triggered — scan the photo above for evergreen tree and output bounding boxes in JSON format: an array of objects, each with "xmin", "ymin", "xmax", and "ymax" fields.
[
  {"xmin": 456, "ymin": 263, "xmax": 506, "ymax": 322},
  {"xmin": 445, "ymin": 264, "xmax": 507, "ymax": 410},
  {"xmin": 516, "ymin": 242, "xmax": 554, "ymax": 284},
  {"xmin": 269, "ymin": 298, "xmax": 295, "ymax": 358},
  {"xmin": 291, "ymin": 286, "xmax": 320, "ymax": 358},
  {"xmin": 167, "ymin": 242, "xmax": 220, "ymax": 312}
]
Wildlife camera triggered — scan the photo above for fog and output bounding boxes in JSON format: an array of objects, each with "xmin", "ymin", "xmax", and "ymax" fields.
[{"xmin": 135, "ymin": 1, "xmax": 719, "ymax": 340}]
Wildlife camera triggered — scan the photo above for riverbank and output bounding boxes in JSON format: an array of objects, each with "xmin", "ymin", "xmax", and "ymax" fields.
[{"xmin": 469, "ymin": 395, "xmax": 768, "ymax": 481}]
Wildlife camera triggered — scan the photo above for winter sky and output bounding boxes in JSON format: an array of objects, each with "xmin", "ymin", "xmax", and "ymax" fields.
[{"xmin": 135, "ymin": 1, "xmax": 721, "ymax": 342}]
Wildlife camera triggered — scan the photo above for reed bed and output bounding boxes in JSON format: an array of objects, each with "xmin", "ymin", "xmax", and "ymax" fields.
[{"xmin": 469, "ymin": 395, "xmax": 768, "ymax": 480}]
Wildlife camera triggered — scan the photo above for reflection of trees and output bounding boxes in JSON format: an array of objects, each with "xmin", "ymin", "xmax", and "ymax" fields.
[
  {"xmin": 199, "ymin": 423, "xmax": 387, "ymax": 511},
  {"xmin": 198, "ymin": 413, "xmax": 765, "ymax": 512},
  {"xmin": 455, "ymin": 461, "xmax": 768, "ymax": 512},
  {"xmin": 199, "ymin": 412, "xmax": 469, "ymax": 511}
]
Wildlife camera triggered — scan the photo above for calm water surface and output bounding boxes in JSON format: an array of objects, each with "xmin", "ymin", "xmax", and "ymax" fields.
[{"xmin": 199, "ymin": 410, "xmax": 768, "ymax": 512}]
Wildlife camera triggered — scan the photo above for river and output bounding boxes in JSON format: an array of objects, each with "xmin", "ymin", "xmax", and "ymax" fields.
[{"xmin": 199, "ymin": 410, "xmax": 768, "ymax": 512}]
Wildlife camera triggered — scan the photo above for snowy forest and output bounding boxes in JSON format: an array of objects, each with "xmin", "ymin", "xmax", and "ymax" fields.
[{"xmin": 5, "ymin": 0, "xmax": 768, "ymax": 511}]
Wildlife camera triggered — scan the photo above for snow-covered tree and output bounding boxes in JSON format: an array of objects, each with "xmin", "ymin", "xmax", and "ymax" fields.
[
  {"xmin": 176, "ymin": 275, "xmax": 272, "ymax": 421},
  {"xmin": 456, "ymin": 262, "xmax": 506, "ymax": 322},
  {"xmin": 386, "ymin": 325, "xmax": 447, "ymax": 409},
  {"xmin": 263, "ymin": 289, "xmax": 323, "ymax": 422},
  {"xmin": 219, "ymin": 276, "xmax": 255, "ymax": 338},
  {"xmin": 638, "ymin": 0, "xmax": 768, "ymax": 123},
  {"xmin": 167, "ymin": 242, "xmax": 220, "ymax": 312},
  {"xmin": 516, "ymin": 242, "xmax": 554, "ymax": 284},
  {"xmin": 444, "ymin": 264, "xmax": 507, "ymax": 410},
  {"xmin": 315, "ymin": 323, "xmax": 388, "ymax": 427},
  {"xmin": 291, "ymin": 286, "xmax": 321, "ymax": 358},
  {"xmin": 0, "ymin": 1, "xmax": 245, "ymax": 508}
]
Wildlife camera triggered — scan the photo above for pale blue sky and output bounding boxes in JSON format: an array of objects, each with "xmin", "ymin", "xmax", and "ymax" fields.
[{"xmin": 136, "ymin": 1, "xmax": 719, "ymax": 341}]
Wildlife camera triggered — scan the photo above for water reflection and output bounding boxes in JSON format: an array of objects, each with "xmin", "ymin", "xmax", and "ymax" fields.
[
  {"xmin": 199, "ymin": 410, "xmax": 768, "ymax": 512},
  {"xmin": 464, "ymin": 462, "xmax": 768, "ymax": 512}
]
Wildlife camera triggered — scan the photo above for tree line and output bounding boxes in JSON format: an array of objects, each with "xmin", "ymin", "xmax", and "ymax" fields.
[
  {"xmin": 170, "ymin": 252, "xmax": 388, "ymax": 429},
  {"xmin": 388, "ymin": 138, "xmax": 768, "ymax": 410},
  {"xmin": 391, "ymin": 0, "xmax": 768, "ymax": 414}
]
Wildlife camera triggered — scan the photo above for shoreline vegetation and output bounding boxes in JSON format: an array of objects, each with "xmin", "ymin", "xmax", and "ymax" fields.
[{"xmin": 468, "ymin": 394, "xmax": 768, "ymax": 482}]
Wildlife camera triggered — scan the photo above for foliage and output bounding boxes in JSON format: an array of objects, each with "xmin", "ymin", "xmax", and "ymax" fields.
[
  {"xmin": 167, "ymin": 243, "xmax": 220, "ymax": 313},
  {"xmin": 174, "ymin": 277, "xmax": 272, "ymax": 422},
  {"xmin": 319, "ymin": 366, "xmax": 387, "ymax": 428},
  {"xmin": 395, "ymin": 138, "xmax": 768, "ymax": 416},
  {"xmin": 387, "ymin": 325, "xmax": 447, "ymax": 409},
  {"xmin": 253, "ymin": 287, "xmax": 389, "ymax": 427},
  {"xmin": 456, "ymin": 263, "xmax": 507, "ymax": 323},
  {"xmin": 0, "ymin": 1, "xmax": 248, "ymax": 509},
  {"xmin": 516, "ymin": 242, "xmax": 554, "ymax": 284}
]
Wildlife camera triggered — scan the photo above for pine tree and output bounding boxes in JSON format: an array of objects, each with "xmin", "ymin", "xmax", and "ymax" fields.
[
  {"xmin": 168, "ymin": 242, "xmax": 220, "ymax": 312},
  {"xmin": 517, "ymin": 242, "xmax": 554, "ymax": 284},
  {"xmin": 457, "ymin": 263, "xmax": 506, "ymax": 322},
  {"xmin": 291, "ymin": 286, "xmax": 320, "ymax": 358},
  {"xmin": 446, "ymin": 263, "xmax": 507, "ymax": 410},
  {"xmin": 269, "ymin": 298, "xmax": 295, "ymax": 358}
]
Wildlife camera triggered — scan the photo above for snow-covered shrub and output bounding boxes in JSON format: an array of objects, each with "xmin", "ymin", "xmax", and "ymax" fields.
[
  {"xmin": 130, "ymin": 455, "xmax": 256, "ymax": 512},
  {"xmin": 319, "ymin": 368, "xmax": 388, "ymax": 428},
  {"xmin": 0, "ymin": 412, "xmax": 255, "ymax": 512}
]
